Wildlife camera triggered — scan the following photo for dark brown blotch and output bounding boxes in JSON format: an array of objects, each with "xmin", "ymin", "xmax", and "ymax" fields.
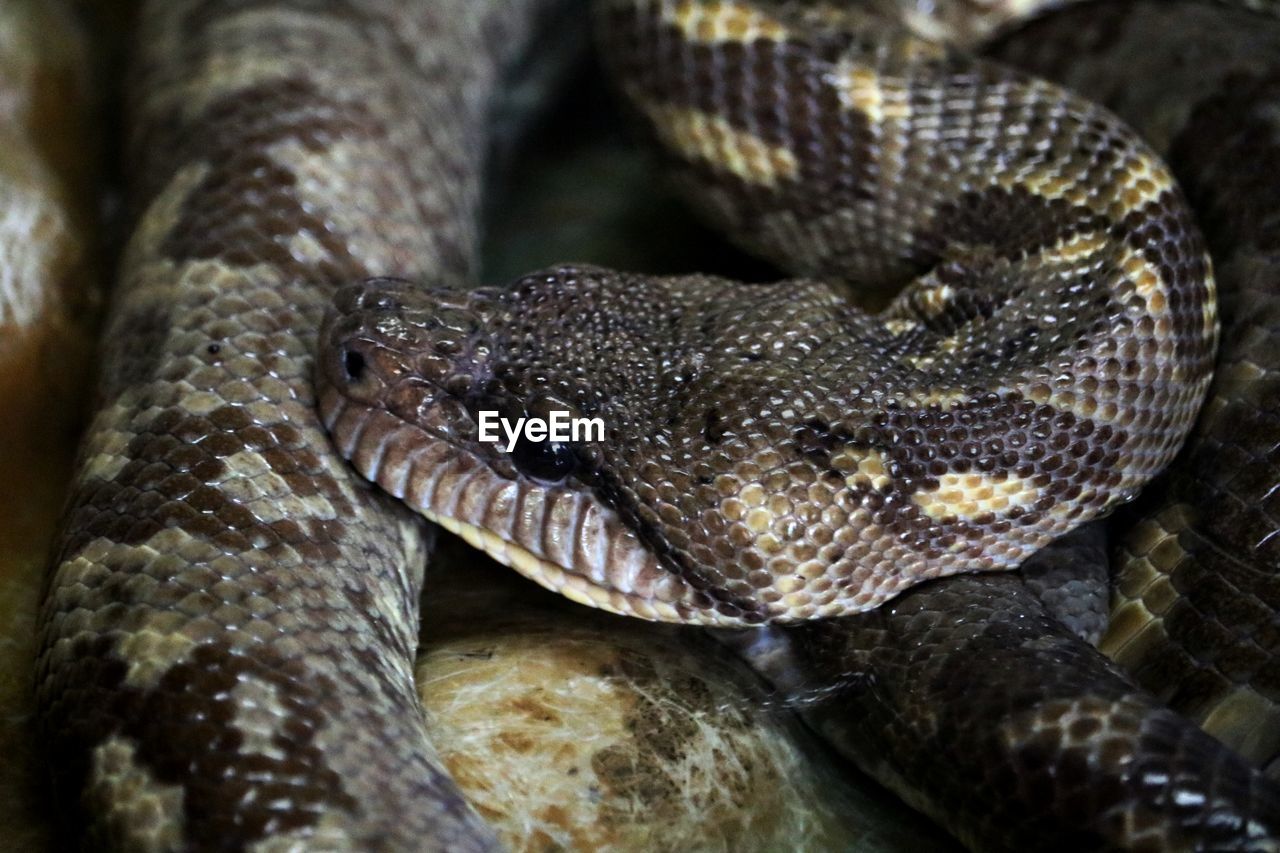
[{"xmin": 40, "ymin": 636, "xmax": 358, "ymax": 848}]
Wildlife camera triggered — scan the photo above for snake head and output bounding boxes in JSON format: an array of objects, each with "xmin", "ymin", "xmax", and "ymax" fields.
[
  {"xmin": 318, "ymin": 268, "xmax": 773, "ymax": 626},
  {"xmin": 319, "ymin": 257, "xmax": 1192, "ymax": 629}
]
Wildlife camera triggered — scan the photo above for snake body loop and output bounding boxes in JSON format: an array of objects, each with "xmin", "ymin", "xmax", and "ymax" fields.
[
  {"xmin": 36, "ymin": 1, "xmax": 552, "ymax": 847},
  {"xmin": 992, "ymin": 0, "xmax": 1280, "ymax": 780}
]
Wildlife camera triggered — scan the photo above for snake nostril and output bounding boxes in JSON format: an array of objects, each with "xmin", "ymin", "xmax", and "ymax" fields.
[{"xmin": 343, "ymin": 349, "xmax": 366, "ymax": 382}]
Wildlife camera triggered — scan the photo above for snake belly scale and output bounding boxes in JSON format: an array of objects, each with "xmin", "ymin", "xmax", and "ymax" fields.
[{"xmin": 33, "ymin": 0, "xmax": 1280, "ymax": 849}]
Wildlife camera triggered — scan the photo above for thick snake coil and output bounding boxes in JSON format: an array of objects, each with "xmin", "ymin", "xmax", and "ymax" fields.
[
  {"xmin": 990, "ymin": 0, "xmax": 1280, "ymax": 780},
  {"xmin": 34, "ymin": 0, "xmax": 1280, "ymax": 851},
  {"xmin": 37, "ymin": 1, "xmax": 550, "ymax": 848}
]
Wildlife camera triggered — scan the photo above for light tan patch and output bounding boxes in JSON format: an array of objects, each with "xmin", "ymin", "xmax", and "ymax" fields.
[
  {"xmin": 89, "ymin": 738, "xmax": 186, "ymax": 853},
  {"xmin": 124, "ymin": 162, "xmax": 209, "ymax": 267},
  {"xmin": 1047, "ymin": 386, "xmax": 1104, "ymax": 422},
  {"xmin": 286, "ymin": 229, "xmax": 329, "ymax": 266},
  {"xmin": 177, "ymin": 390, "xmax": 233, "ymax": 416},
  {"xmin": 274, "ymin": 137, "xmax": 452, "ymax": 277},
  {"xmin": 1107, "ymin": 154, "xmax": 1175, "ymax": 216},
  {"xmin": 916, "ymin": 284, "xmax": 956, "ymax": 318},
  {"xmin": 1200, "ymin": 251, "xmax": 1218, "ymax": 340},
  {"xmin": 229, "ymin": 677, "xmax": 291, "ymax": 762},
  {"xmin": 1119, "ymin": 247, "xmax": 1170, "ymax": 314},
  {"xmin": 117, "ymin": 619, "xmax": 201, "ymax": 690},
  {"xmin": 1044, "ymin": 230, "xmax": 1108, "ymax": 264},
  {"xmin": 1038, "ymin": 151, "xmax": 1175, "ymax": 215},
  {"xmin": 1018, "ymin": 168, "xmax": 1082, "ymax": 204},
  {"xmin": 1024, "ymin": 375, "xmax": 1113, "ymax": 427},
  {"xmin": 81, "ymin": 429, "xmax": 131, "ymax": 481},
  {"xmin": 217, "ymin": 447, "xmax": 347, "ymax": 523},
  {"xmin": 158, "ymin": 8, "xmax": 373, "ymax": 124},
  {"xmin": 902, "ymin": 388, "xmax": 969, "ymax": 410},
  {"xmin": 1116, "ymin": 245, "xmax": 1202, "ymax": 386},
  {"xmin": 904, "ymin": 334, "xmax": 960, "ymax": 370},
  {"xmin": 55, "ymin": 532, "xmax": 227, "ymax": 689},
  {"xmin": 1199, "ymin": 688, "xmax": 1280, "ymax": 767},
  {"xmin": 913, "ymin": 470, "xmax": 1041, "ymax": 521},
  {"xmin": 831, "ymin": 447, "xmax": 891, "ymax": 491},
  {"xmin": 638, "ymin": 100, "xmax": 798, "ymax": 188},
  {"xmin": 660, "ymin": 0, "xmax": 790, "ymax": 44},
  {"xmin": 830, "ymin": 63, "xmax": 910, "ymax": 124},
  {"xmin": 881, "ymin": 318, "xmax": 919, "ymax": 335},
  {"xmin": 1102, "ymin": 511, "xmax": 1190, "ymax": 660}
]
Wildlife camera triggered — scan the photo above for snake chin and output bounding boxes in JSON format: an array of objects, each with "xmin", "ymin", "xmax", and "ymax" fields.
[{"xmin": 317, "ymin": 277, "xmax": 757, "ymax": 627}]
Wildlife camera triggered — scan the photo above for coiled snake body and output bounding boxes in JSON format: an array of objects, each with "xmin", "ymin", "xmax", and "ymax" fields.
[{"xmin": 35, "ymin": 0, "xmax": 1280, "ymax": 849}]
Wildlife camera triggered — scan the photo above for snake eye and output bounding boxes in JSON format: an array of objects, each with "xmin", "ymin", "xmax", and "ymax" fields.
[
  {"xmin": 343, "ymin": 349, "xmax": 366, "ymax": 382},
  {"xmin": 468, "ymin": 392, "xmax": 588, "ymax": 484},
  {"xmin": 511, "ymin": 437, "xmax": 578, "ymax": 483}
]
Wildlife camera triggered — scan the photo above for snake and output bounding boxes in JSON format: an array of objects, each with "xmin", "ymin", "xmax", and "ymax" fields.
[{"xmin": 31, "ymin": 0, "xmax": 1280, "ymax": 850}]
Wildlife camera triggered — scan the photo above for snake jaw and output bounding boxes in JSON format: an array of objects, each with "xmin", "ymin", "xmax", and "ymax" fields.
[{"xmin": 318, "ymin": 277, "xmax": 760, "ymax": 628}]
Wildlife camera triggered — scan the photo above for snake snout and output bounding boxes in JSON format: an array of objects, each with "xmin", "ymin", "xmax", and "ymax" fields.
[
  {"xmin": 313, "ymin": 269, "xmax": 762, "ymax": 628},
  {"xmin": 317, "ymin": 311, "xmax": 396, "ymax": 407},
  {"xmin": 320, "ymin": 278, "xmax": 500, "ymax": 407}
]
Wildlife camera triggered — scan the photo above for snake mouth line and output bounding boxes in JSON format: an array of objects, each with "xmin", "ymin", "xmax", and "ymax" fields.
[{"xmin": 318, "ymin": 386, "xmax": 756, "ymax": 628}]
